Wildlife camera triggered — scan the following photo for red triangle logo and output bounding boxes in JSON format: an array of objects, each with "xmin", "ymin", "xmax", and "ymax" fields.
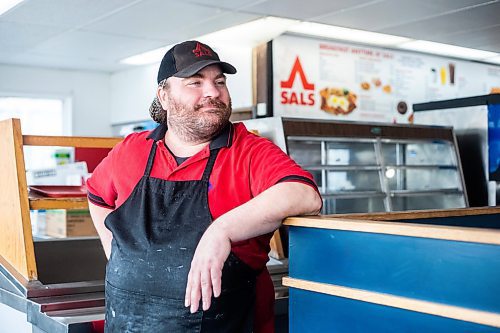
[
  {"xmin": 192, "ymin": 42, "xmax": 212, "ymax": 57},
  {"xmin": 280, "ymin": 57, "xmax": 315, "ymax": 90}
]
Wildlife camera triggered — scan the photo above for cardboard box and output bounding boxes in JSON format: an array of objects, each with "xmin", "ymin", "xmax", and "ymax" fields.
[{"xmin": 45, "ymin": 209, "xmax": 97, "ymax": 238}]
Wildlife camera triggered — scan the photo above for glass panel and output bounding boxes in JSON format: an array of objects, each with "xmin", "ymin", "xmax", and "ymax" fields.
[
  {"xmin": 287, "ymin": 140, "xmax": 321, "ymax": 165},
  {"xmin": 391, "ymin": 194, "xmax": 466, "ymax": 211},
  {"xmin": 382, "ymin": 141, "xmax": 456, "ymax": 166},
  {"xmin": 327, "ymin": 170, "xmax": 381, "ymax": 192},
  {"xmin": 326, "ymin": 142, "xmax": 376, "ymax": 165},
  {"xmin": 386, "ymin": 168, "xmax": 462, "ymax": 191},
  {"xmin": 306, "ymin": 169, "xmax": 322, "ymax": 189},
  {"xmin": 406, "ymin": 141, "xmax": 455, "ymax": 165},
  {"xmin": 323, "ymin": 197, "xmax": 386, "ymax": 214}
]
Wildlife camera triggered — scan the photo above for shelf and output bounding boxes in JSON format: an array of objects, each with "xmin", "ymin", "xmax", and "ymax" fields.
[
  {"xmin": 385, "ymin": 165, "xmax": 458, "ymax": 170},
  {"xmin": 321, "ymin": 191, "xmax": 386, "ymax": 199},
  {"xmin": 29, "ymin": 193, "xmax": 88, "ymax": 210},
  {"xmin": 390, "ymin": 189, "xmax": 463, "ymax": 197},
  {"xmin": 304, "ymin": 165, "xmax": 380, "ymax": 171},
  {"xmin": 23, "ymin": 135, "xmax": 121, "ymax": 148}
]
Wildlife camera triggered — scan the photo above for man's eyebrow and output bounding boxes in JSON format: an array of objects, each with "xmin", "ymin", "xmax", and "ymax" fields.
[
  {"xmin": 183, "ymin": 73, "xmax": 226, "ymax": 80},
  {"xmin": 184, "ymin": 73, "xmax": 203, "ymax": 79}
]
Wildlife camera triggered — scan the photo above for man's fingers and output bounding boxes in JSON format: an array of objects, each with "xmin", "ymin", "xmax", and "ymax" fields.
[
  {"xmin": 185, "ymin": 270, "xmax": 193, "ymax": 307},
  {"xmin": 201, "ymin": 270, "xmax": 212, "ymax": 311},
  {"xmin": 189, "ymin": 271, "xmax": 201, "ymax": 313},
  {"xmin": 211, "ymin": 266, "xmax": 222, "ymax": 298}
]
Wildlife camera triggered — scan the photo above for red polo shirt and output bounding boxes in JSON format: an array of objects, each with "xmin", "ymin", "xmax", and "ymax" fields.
[{"xmin": 87, "ymin": 122, "xmax": 318, "ymax": 332}]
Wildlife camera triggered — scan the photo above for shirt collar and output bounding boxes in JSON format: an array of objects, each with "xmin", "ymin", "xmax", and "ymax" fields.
[{"xmin": 146, "ymin": 122, "xmax": 234, "ymax": 150}]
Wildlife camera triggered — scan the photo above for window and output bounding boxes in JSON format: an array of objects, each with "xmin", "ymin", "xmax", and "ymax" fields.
[{"xmin": 0, "ymin": 96, "xmax": 66, "ymax": 170}]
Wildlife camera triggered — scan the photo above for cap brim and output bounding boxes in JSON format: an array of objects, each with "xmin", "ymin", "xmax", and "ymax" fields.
[{"xmin": 174, "ymin": 60, "xmax": 237, "ymax": 78}]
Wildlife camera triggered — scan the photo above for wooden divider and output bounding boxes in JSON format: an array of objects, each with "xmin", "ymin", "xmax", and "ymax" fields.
[
  {"xmin": 0, "ymin": 118, "xmax": 37, "ymax": 281},
  {"xmin": 0, "ymin": 119, "xmax": 121, "ymax": 282},
  {"xmin": 23, "ymin": 135, "xmax": 121, "ymax": 148},
  {"xmin": 283, "ymin": 277, "xmax": 500, "ymax": 328}
]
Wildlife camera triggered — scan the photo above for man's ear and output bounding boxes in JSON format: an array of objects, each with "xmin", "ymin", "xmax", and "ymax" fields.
[{"xmin": 157, "ymin": 86, "xmax": 169, "ymax": 110}]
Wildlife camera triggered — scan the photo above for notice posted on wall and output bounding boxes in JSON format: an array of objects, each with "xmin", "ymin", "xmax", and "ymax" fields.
[{"xmin": 273, "ymin": 34, "xmax": 500, "ymax": 124}]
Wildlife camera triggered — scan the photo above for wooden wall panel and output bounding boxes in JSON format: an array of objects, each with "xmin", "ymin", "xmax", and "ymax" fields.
[{"xmin": 0, "ymin": 118, "xmax": 37, "ymax": 281}]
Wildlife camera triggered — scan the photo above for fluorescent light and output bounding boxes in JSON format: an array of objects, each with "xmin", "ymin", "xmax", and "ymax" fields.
[
  {"xmin": 0, "ymin": 0, "xmax": 23, "ymax": 16},
  {"xmin": 398, "ymin": 40, "xmax": 497, "ymax": 60},
  {"xmin": 481, "ymin": 56, "xmax": 500, "ymax": 65},
  {"xmin": 121, "ymin": 16, "xmax": 500, "ymax": 66},
  {"xmin": 199, "ymin": 17, "xmax": 299, "ymax": 48},
  {"xmin": 287, "ymin": 22, "xmax": 411, "ymax": 46},
  {"xmin": 120, "ymin": 17, "xmax": 299, "ymax": 66}
]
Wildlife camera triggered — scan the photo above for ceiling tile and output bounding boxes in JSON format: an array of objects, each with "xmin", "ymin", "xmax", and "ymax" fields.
[
  {"xmin": 0, "ymin": 21, "xmax": 66, "ymax": 53},
  {"xmin": 242, "ymin": 0, "xmax": 375, "ymax": 20},
  {"xmin": 29, "ymin": 30, "xmax": 165, "ymax": 62},
  {"xmin": 1, "ymin": 0, "xmax": 139, "ymax": 28},
  {"xmin": 177, "ymin": 12, "xmax": 261, "ymax": 40},
  {"xmin": 379, "ymin": 1, "xmax": 500, "ymax": 39},
  {"xmin": 84, "ymin": 0, "xmax": 226, "ymax": 41},
  {"xmin": 1, "ymin": 0, "xmax": 499, "ymax": 72},
  {"xmin": 182, "ymin": 0, "xmax": 259, "ymax": 10},
  {"xmin": 429, "ymin": 24, "xmax": 500, "ymax": 52},
  {"xmin": 316, "ymin": 0, "xmax": 443, "ymax": 30}
]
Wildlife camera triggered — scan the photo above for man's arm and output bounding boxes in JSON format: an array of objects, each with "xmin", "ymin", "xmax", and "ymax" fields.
[
  {"xmin": 88, "ymin": 202, "xmax": 114, "ymax": 259},
  {"xmin": 185, "ymin": 181, "xmax": 322, "ymax": 312}
]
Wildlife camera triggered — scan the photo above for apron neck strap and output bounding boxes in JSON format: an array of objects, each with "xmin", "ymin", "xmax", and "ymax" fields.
[
  {"xmin": 144, "ymin": 141, "xmax": 220, "ymax": 180},
  {"xmin": 144, "ymin": 141, "xmax": 158, "ymax": 177},
  {"xmin": 202, "ymin": 148, "xmax": 220, "ymax": 181}
]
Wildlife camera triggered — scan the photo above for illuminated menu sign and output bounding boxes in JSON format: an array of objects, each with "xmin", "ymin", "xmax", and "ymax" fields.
[{"xmin": 272, "ymin": 34, "xmax": 500, "ymax": 124}]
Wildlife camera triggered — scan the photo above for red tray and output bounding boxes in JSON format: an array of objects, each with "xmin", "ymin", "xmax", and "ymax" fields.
[{"xmin": 29, "ymin": 185, "xmax": 87, "ymax": 198}]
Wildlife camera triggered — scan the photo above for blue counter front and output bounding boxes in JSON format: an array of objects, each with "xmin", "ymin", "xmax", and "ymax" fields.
[{"xmin": 283, "ymin": 207, "xmax": 500, "ymax": 332}]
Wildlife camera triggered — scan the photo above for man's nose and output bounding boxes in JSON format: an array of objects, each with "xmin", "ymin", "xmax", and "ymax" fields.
[{"xmin": 203, "ymin": 82, "xmax": 221, "ymax": 98}]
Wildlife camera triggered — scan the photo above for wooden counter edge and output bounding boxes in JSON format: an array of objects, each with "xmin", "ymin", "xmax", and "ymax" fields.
[
  {"xmin": 283, "ymin": 277, "xmax": 500, "ymax": 329},
  {"xmin": 330, "ymin": 206, "xmax": 500, "ymax": 221},
  {"xmin": 283, "ymin": 216, "xmax": 500, "ymax": 245}
]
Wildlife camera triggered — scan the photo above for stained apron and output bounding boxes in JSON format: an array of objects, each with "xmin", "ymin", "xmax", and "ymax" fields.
[{"xmin": 104, "ymin": 141, "xmax": 257, "ymax": 332}]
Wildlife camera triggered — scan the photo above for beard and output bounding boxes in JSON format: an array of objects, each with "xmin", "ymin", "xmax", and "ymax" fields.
[{"xmin": 156, "ymin": 95, "xmax": 232, "ymax": 143}]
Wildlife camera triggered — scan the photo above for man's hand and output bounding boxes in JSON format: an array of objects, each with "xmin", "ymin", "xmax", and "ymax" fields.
[{"xmin": 185, "ymin": 223, "xmax": 231, "ymax": 313}]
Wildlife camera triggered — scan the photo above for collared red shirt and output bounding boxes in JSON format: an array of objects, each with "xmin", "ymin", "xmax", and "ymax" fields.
[
  {"xmin": 88, "ymin": 122, "xmax": 317, "ymax": 270},
  {"xmin": 87, "ymin": 122, "xmax": 318, "ymax": 332}
]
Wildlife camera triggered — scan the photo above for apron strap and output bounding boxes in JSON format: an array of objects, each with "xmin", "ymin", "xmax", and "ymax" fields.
[
  {"xmin": 202, "ymin": 148, "xmax": 220, "ymax": 182},
  {"xmin": 145, "ymin": 141, "xmax": 219, "ymax": 180},
  {"xmin": 144, "ymin": 141, "xmax": 158, "ymax": 177}
]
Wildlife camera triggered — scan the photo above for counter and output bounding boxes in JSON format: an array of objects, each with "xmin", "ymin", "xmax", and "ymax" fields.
[{"xmin": 284, "ymin": 207, "xmax": 500, "ymax": 332}]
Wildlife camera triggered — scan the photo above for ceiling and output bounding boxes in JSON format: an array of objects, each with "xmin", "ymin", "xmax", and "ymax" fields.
[{"xmin": 1, "ymin": 0, "xmax": 500, "ymax": 72}]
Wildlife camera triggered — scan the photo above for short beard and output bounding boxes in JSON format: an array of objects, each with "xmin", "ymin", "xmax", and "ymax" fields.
[{"xmin": 158, "ymin": 95, "xmax": 232, "ymax": 144}]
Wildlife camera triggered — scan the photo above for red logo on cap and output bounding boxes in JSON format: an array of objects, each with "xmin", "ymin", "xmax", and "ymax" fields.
[{"xmin": 192, "ymin": 42, "xmax": 212, "ymax": 57}]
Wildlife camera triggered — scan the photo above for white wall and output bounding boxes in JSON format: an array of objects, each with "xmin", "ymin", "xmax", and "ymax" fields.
[
  {"xmin": 109, "ymin": 45, "xmax": 254, "ymax": 125},
  {"xmin": 109, "ymin": 63, "xmax": 157, "ymax": 124},
  {"xmin": 0, "ymin": 45, "xmax": 254, "ymax": 135},
  {"xmin": 0, "ymin": 64, "xmax": 111, "ymax": 136}
]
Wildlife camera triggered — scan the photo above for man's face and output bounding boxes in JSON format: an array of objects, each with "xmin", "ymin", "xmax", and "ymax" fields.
[{"xmin": 157, "ymin": 65, "xmax": 232, "ymax": 143}]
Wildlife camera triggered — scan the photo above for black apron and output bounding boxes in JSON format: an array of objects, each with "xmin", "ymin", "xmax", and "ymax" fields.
[{"xmin": 104, "ymin": 141, "xmax": 257, "ymax": 332}]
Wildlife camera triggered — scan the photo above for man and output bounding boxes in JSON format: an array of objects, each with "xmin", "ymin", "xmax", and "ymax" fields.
[{"xmin": 87, "ymin": 40, "xmax": 322, "ymax": 332}]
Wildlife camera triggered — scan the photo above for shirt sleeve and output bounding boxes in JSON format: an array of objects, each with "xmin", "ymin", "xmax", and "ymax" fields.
[
  {"xmin": 249, "ymin": 136, "xmax": 320, "ymax": 197},
  {"xmin": 86, "ymin": 141, "xmax": 123, "ymax": 209}
]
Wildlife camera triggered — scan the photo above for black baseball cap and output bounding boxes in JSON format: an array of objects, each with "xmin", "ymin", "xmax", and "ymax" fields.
[{"xmin": 156, "ymin": 40, "xmax": 236, "ymax": 83}]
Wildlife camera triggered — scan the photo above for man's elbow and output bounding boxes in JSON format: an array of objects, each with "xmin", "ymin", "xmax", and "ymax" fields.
[
  {"xmin": 309, "ymin": 189, "xmax": 323, "ymax": 215},
  {"xmin": 299, "ymin": 185, "xmax": 322, "ymax": 215}
]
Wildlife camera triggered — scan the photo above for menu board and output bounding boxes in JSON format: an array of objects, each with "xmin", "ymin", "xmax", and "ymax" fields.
[{"xmin": 273, "ymin": 34, "xmax": 500, "ymax": 123}]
